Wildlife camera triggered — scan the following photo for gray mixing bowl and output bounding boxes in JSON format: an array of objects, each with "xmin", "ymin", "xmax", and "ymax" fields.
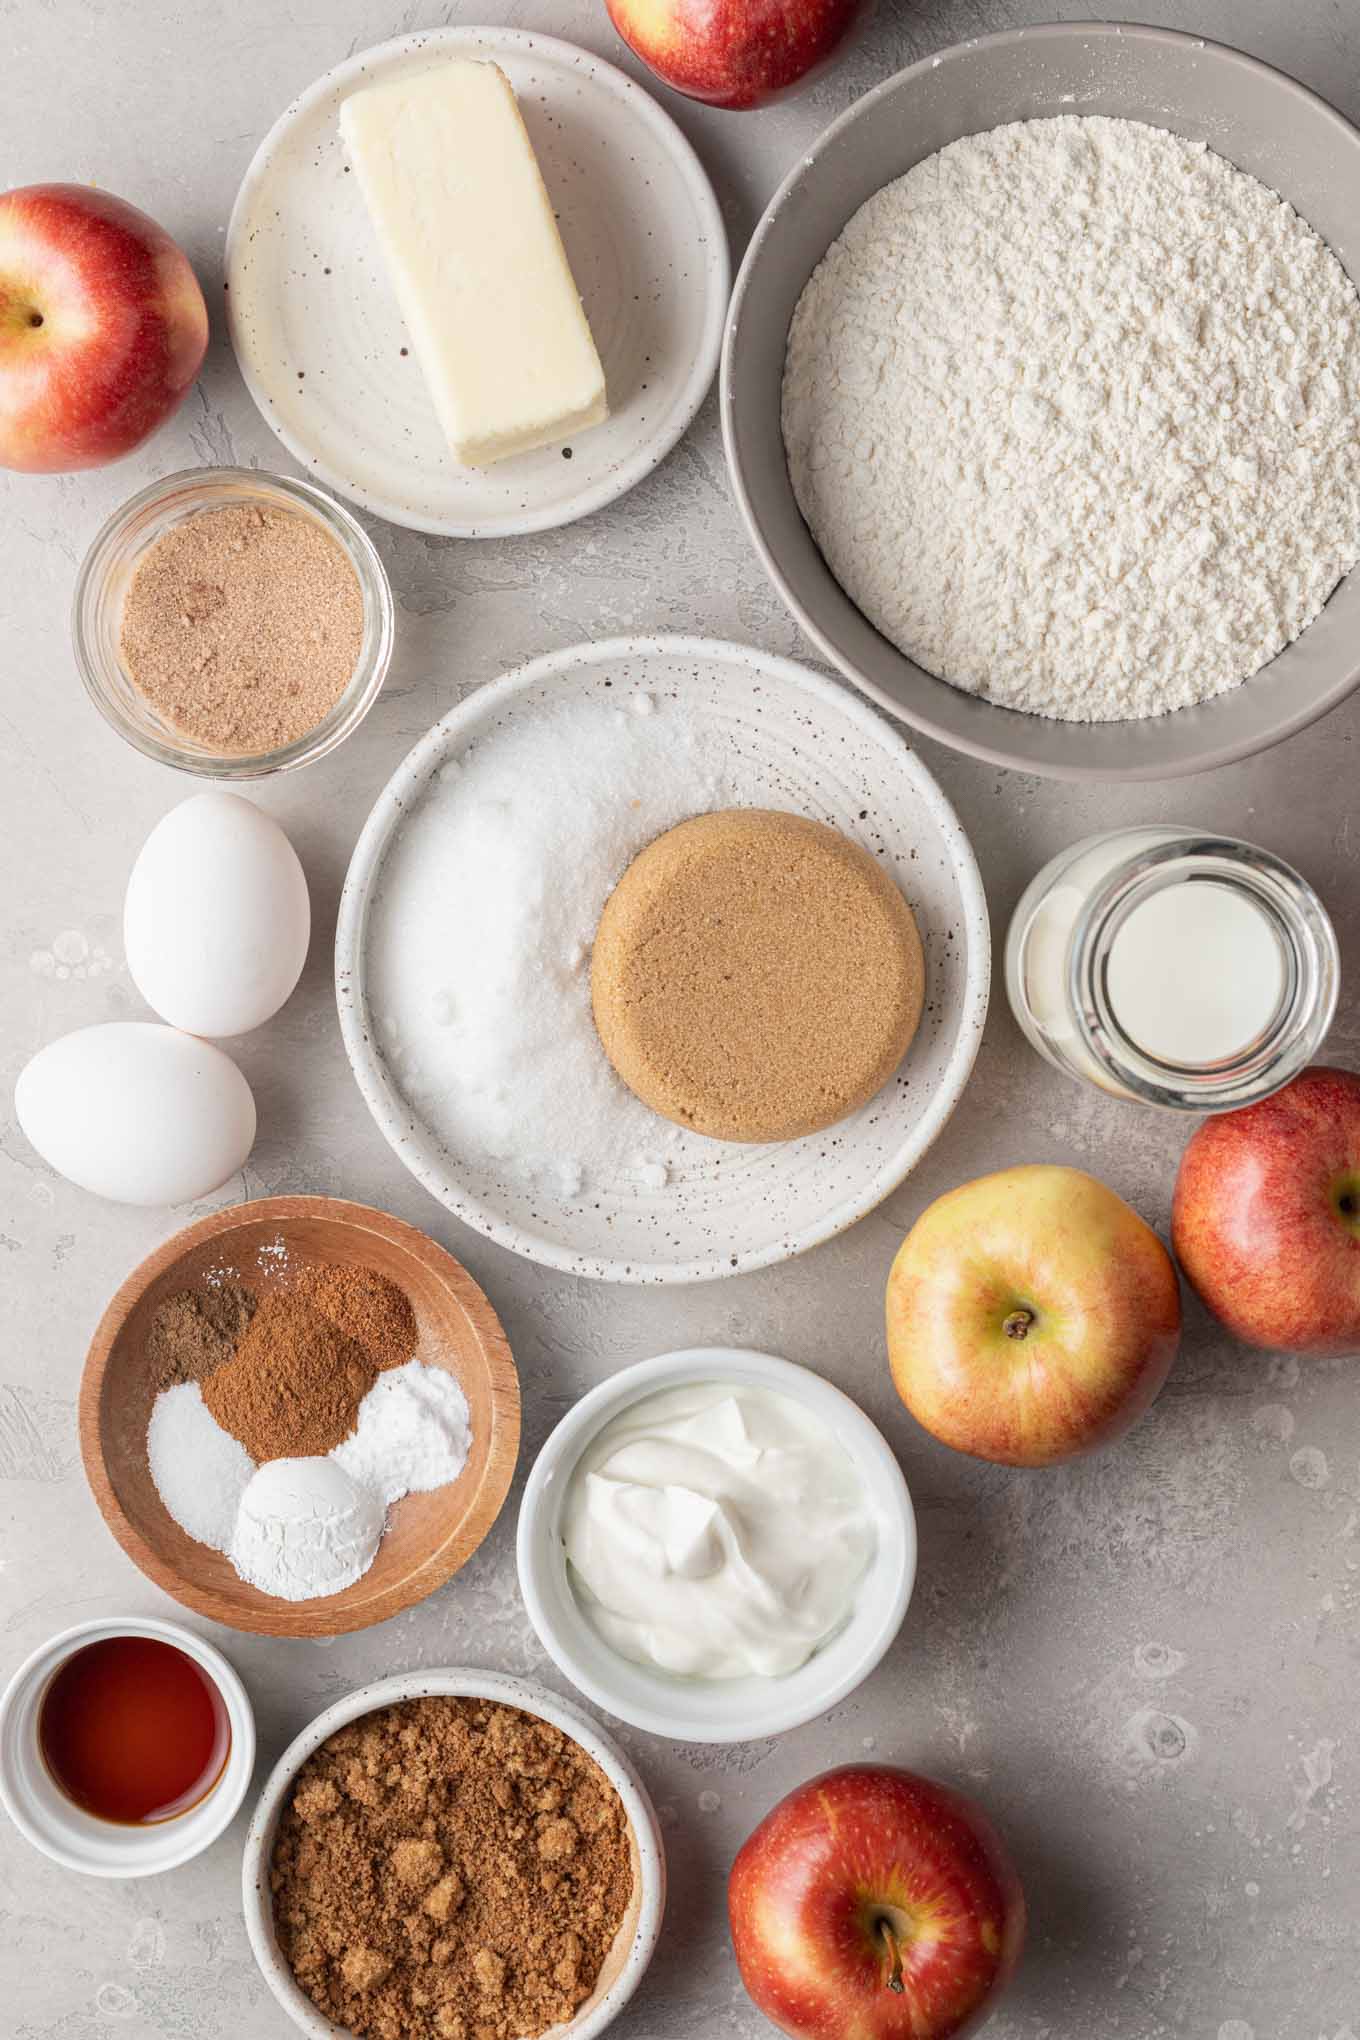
[{"xmin": 723, "ymin": 23, "xmax": 1360, "ymax": 780}]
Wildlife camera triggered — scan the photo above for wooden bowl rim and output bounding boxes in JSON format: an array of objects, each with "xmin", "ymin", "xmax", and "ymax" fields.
[{"xmin": 78, "ymin": 1195, "xmax": 520, "ymax": 1638}]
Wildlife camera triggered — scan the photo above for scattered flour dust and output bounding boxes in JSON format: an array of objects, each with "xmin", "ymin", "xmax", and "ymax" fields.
[
  {"xmin": 366, "ymin": 692, "xmax": 736, "ymax": 1196},
  {"xmin": 783, "ymin": 115, "xmax": 1360, "ymax": 721}
]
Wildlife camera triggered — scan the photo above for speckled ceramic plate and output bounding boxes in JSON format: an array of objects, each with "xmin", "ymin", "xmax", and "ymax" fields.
[
  {"xmin": 225, "ymin": 28, "xmax": 728, "ymax": 538},
  {"xmin": 336, "ymin": 637, "xmax": 989, "ymax": 1283}
]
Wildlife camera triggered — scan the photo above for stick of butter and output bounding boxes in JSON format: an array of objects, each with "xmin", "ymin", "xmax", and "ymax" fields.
[{"xmin": 340, "ymin": 60, "xmax": 608, "ymax": 469}]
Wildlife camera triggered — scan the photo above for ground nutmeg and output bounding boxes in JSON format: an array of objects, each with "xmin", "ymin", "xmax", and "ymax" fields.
[{"xmin": 295, "ymin": 1263, "xmax": 419, "ymax": 1371}]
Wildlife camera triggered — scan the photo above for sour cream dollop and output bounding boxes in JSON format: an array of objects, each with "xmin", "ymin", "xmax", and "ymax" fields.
[{"xmin": 562, "ymin": 1382, "xmax": 877, "ymax": 1680}]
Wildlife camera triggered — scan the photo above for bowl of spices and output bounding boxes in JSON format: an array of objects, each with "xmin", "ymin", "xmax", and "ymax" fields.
[
  {"xmin": 79, "ymin": 1195, "xmax": 520, "ymax": 1636},
  {"xmin": 242, "ymin": 1669, "xmax": 664, "ymax": 2040},
  {"xmin": 0, "ymin": 1614, "xmax": 254, "ymax": 1876},
  {"xmin": 72, "ymin": 467, "xmax": 394, "ymax": 776}
]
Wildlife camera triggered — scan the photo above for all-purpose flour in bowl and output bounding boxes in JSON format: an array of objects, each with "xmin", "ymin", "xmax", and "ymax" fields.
[{"xmin": 782, "ymin": 115, "xmax": 1360, "ymax": 722}]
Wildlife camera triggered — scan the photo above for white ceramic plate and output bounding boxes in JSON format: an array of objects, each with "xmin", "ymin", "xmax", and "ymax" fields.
[
  {"xmin": 225, "ymin": 28, "xmax": 729, "ymax": 537},
  {"xmin": 336, "ymin": 636, "xmax": 989, "ymax": 1284},
  {"xmin": 242, "ymin": 1668, "xmax": 665, "ymax": 2040}
]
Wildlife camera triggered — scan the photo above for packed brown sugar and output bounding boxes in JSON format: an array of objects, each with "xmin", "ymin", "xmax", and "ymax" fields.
[{"xmin": 269, "ymin": 1696, "xmax": 634, "ymax": 2040}]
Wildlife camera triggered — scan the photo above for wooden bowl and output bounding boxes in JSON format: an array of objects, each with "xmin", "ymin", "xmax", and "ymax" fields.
[{"xmin": 79, "ymin": 1196, "xmax": 520, "ymax": 1637}]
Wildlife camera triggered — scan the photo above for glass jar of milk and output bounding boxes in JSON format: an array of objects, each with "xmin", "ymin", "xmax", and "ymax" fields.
[{"xmin": 1005, "ymin": 827, "xmax": 1338, "ymax": 1110}]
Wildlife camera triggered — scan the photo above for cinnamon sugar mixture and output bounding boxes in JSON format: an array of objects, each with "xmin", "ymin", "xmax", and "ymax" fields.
[
  {"xmin": 270, "ymin": 1697, "xmax": 634, "ymax": 2040},
  {"xmin": 119, "ymin": 502, "xmax": 364, "ymax": 753}
]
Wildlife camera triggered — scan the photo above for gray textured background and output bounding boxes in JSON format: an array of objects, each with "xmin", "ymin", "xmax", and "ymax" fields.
[{"xmin": 1, "ymin": 3, "xmax": 1357, "ymax": 2037}]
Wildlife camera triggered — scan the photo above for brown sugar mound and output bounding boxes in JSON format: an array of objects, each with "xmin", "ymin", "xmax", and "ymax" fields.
[
  {"xmin": 270, "ymin": 1697, "xmax": 636, "ymax": 2040},
  {"xmin": 201, "ymin": 1292, "xmax": 375, "ymax": 1460},
  {"xmin": 590, "ymin": 808, "xmax": 925, "ymax": 1143}
]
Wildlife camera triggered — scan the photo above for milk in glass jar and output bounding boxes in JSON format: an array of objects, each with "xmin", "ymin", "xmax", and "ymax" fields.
[{"xmin": 1004, "ymin": 828, "xmax": 1338, "ymax": 1110}]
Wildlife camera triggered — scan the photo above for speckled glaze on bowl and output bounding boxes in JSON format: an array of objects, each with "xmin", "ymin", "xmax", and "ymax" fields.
[
  {"xmin": 226, "ymin": 27, "xmax": 728, "ymax": 538},
  {"xmin": 335, "ymin": 636, "xmax": 989, "ymax": 1285},
  {"xmin": 242, "ymin": 1668, "xmax": 665, "ymax": 2040},
  {"xmin": 723, "ymin": 22, "xmax": 1360, "ymax": 781}
]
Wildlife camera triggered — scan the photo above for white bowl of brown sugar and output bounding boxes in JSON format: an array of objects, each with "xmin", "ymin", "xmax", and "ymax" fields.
[
  {"xmin": 72, "ymin": 467, "xmax": 394, "ymax": 777},
  {"xmin": 242, "ymin": 1669, "xmax": 665, "ymax": 2040}
]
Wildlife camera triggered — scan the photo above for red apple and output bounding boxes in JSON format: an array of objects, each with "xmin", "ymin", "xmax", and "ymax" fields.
[
  {"xmin": 605, "ymin": 0, "xmax": 873, "ymax": 110},
  {"xmin": 886, "ymin": 1164, "xmax": 1180, "ymax": 1467},
  {"xmin": 1172, "ymin": 1065, "xmax": 1360, "ymax": 1355},
  {"xmin": 729, "ymin": 1764, "xmax": 1025, "ymax": 2040},
  {"xmin": 0, "ymin": 183, "xmax": 207, "ymax": 472}
]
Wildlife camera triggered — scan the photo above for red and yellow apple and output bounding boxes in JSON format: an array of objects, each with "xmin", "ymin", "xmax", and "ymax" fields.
[
  {"xmin": 729, "ymin": 1764, "xmax": 1025, "ymax": 2040},
  {"xmin": 886, "ymin": 1164, "xmax": 1180, "ymax": 1467},
  {"xmin": 0, "ymin": 183, "xmax": 207, "ymax": 472},
  {"xmin": 605, "ymin": 0, "xmax": 873, "ymax": 110},
  {"xmin": 1172, "ymin": 1065, "xmax": 1360, "ymax": 1355}
]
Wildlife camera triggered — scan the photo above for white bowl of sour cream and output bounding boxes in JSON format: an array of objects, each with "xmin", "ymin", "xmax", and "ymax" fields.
[{"xmin": 517, "ymin": 1348, "xmax": 916, "ymax": 1742}]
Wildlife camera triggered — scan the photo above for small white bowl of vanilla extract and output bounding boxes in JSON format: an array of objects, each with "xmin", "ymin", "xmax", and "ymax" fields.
[{"xmin": 0, "ymin": 1615, "xmax": 255, "ymax": 1875}]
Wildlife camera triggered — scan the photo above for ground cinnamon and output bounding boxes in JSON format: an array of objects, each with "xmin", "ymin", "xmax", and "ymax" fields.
[
  {"xmin": 201, "ymin": 1292, "xmax": 375, "ymax": 1461},
  {"xmin": 271, "ymin": 1697, "xmax": 634, "ymax": 2040}
]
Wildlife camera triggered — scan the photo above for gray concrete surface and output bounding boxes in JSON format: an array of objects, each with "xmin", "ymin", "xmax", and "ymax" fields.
[{"xmin": 1, "ymin": 3, "xmax": 1356, "ymax": 2037}]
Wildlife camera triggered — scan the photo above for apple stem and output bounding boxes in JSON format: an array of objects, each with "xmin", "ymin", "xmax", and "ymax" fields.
[
  {"xmin": 1002, "ymin": 1308, "xmax": 1035, "ymax": 1340},
  {"xmin": 877, "ymin": 1919, "xmax": 905, "ymax": 1994}
]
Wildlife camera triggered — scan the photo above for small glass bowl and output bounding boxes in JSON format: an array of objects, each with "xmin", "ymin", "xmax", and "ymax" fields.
[{"xmin": 72, "ymin": 467, "xmax": 394, "ymax": 778}]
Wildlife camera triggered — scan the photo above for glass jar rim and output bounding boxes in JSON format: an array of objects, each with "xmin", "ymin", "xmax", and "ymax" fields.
[{"xmin": 1067, "ymin": 831, "xmax": 1339, "ymax": 1110}]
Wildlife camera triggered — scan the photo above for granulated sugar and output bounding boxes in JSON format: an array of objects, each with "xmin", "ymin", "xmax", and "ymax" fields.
[
  {"xmin": 783, "ymin": 116, "xmax": 1360, "ymax": 721},
  {"xmin": 147, "ymin": 1381, "xmax": 256, "ymax": 1552},
  {"xmin": 365, "ymin": 694, "xmax": 736, "ymax": 1196}
]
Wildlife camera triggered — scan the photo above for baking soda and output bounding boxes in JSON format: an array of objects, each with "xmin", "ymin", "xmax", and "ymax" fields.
[
  {"xmin": 334, "ymin": 1360, "xmax": 472, "ymax": 1507},
  {"xmin": 148, "ymin": 1356, "xmax": 474, "ymax": 1598}
]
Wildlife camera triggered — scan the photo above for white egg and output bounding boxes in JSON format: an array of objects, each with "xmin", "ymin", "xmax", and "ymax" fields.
[
  {"xmin": 15, "ymin": 1023, "xmax": 256, "ymax": 1205},
  {"xmin": 124, "ymin": 792, "xmax": 310, "ymax": 1037}
]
